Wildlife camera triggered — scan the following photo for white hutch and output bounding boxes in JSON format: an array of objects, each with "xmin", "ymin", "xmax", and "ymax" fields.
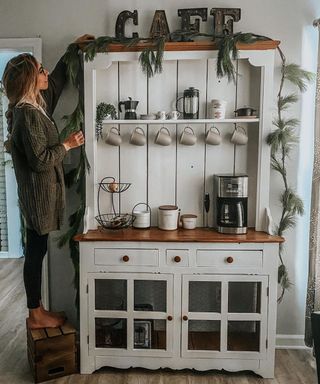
[{"xmin": 76, "ymin": 40, "xmax": 283, "ymax": 378}]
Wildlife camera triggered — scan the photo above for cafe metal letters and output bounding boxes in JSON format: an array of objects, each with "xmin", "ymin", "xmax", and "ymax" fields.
[{"xmin": 115, "ymin": 8, "xmax": 241, "ymax": 40}]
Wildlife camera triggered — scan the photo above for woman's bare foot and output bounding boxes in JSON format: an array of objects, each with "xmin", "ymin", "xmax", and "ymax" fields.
[
  {"xmin": 27, "ymin": 307, "xmax": 65, "ymax": 329},
  {"xmin": 39, "ymin": 302, "xmax": 66, "ymax": 321}
]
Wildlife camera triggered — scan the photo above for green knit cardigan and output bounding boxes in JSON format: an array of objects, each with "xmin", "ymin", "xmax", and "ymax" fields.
[{"xmin": 9, "ymin": 58, "xmax": 68, "ymax": 235}]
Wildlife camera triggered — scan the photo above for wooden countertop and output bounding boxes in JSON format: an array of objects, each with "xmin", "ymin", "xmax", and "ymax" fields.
[
  {"xmin": 102, "ymin": 40, "xmax": 280, "ymax": 52},
  {"xmin": 74, "ymin": 227, "xmax": 284, "ymax": 243}
]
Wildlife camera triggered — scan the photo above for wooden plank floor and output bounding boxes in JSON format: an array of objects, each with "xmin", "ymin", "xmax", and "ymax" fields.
[{"xmin": 0, "ymin": 258, "xmax": 317, "ymax": 384}]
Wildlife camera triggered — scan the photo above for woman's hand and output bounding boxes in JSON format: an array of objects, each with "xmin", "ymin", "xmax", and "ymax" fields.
[
  {"xmin": 74, "ymin": 34, "xmax": 95, "ymax": 48},
  {"xmin": 63, "ymin": 131, "xmax": 85, "ymax": 151}
]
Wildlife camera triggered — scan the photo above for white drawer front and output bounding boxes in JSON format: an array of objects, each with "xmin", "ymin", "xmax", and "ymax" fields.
[
  {"xmin": 166, "ymin": 249, "xmax": 189, "ymax": 266},
  {"xmin": 196, "ymin": 250, "xmax": 262, "ymax": 268},
  {"xmin": 94, "ymin": 248, "xmax": 159, "ymax": 266}
]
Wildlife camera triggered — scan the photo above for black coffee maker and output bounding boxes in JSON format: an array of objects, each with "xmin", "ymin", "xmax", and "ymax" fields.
[
  {"xmin": 118, "ymin": 97, "xmax": 139, "ymax": 119},
  {"xmin": 214, "ymin": 174, "xmax": 248, "ymax": 234}
]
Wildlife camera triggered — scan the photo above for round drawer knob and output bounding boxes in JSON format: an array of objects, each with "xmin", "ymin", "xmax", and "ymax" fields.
[
  {"xmin": 174, "ymin": 256, "xmax": 181, "ymax": 263},
  {"xmin": 122, "ymin": 255, "xmax": 130, "ymax": 262},
  {"xmin": 226, "ymin": 256, "xmax": 234, "ymax": 264},
  {"xmin": 167, "ymin": 315, "xmax": 173, "ymax": 321},
  {"xmin": 183, "ymin": 315, "xmax": 188, "ymax": 321}
]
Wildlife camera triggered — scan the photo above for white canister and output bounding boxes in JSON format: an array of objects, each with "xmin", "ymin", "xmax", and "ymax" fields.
[
  {"xmin": 180, "ymin": 214, "xmax": 197, "ymax": 229},
  {"xmin": 132, "ymin": 203, "xmax": 151, "ymax": 229},
  {"xmin": 211, "ymin": 99, "xmax": 227, "ymax": 119},
  {"xmin": 158, "ymin": 205, "xmax": 180, "ymax": 231}
]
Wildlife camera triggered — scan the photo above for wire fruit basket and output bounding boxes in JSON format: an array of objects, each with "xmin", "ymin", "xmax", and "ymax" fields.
[{"xmin": 95, "ymin": 176, "xmax": 134, "ymax": 230}]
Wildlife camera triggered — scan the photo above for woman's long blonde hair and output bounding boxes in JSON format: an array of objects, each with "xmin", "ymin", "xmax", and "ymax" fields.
[{"xmin": 1, "ymin": 53, "xmax": 46, "ymax": 132}]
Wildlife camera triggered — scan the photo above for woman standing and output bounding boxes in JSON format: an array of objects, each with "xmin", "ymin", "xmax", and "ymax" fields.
[{"xmin": 1, "ymin": 34, "xmax": 93, "ymax": 329}]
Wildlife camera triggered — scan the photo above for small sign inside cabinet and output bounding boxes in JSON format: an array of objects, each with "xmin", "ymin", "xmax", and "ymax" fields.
[{"xmin": 134, "ymin": 320, "xmax": 152, "ymax": 348}]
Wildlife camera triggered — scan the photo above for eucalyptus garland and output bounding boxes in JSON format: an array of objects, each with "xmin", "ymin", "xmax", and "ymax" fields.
[{"xmin": 60, "ymin": 32, "xmax": 313, "ymax": 309}]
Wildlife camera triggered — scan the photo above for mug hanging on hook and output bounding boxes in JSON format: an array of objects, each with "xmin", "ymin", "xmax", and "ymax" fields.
[
  {"xmin": 205, "ymin": 126, "xmax": 222, "ymax": 145},
  {"xmin": 230, "ymin": 126, "xmax": 248, "ymax": 145},
  {"xmin": 180, "ymin": 126, "xmax": 197, "ymax": 146}
]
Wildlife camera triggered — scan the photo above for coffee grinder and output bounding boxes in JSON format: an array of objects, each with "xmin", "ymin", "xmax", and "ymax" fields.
[{"xmin": 214, "ymin": 174, "xmax": 248, "ymax": 234}]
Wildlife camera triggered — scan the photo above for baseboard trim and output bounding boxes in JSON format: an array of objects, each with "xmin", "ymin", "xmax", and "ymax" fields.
[{"xmin": 276, "ymin": 334, "xmax": 310, "ymax": 349}]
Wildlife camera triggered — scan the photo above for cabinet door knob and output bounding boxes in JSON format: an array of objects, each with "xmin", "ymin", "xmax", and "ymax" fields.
[
  {"xmin": 226, "ymin": 256, "xmax": 234, "ymax": 264},
  {"xmin": 183, "ymin": 315, "xmax": 188, "ymax": 321},
  {"xmin": 167, "ymin": 315, "xmax": 173, "ymax": 321},
  {"xmin": 122, "ymin": 255, "xmax": 130, "ymax": 262},
  {"xmin": 174, "ymin": 256, "xmax": 181, "ymax": 263}
]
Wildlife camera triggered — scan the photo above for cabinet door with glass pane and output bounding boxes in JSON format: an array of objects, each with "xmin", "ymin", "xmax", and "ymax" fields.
[
  {"xmin": 181, "ymin": 274, "xmax": 268, "ymax": 359},
  {"xmin": 88, "ymin": 272, "xmax": 174, "ymax": 357}
]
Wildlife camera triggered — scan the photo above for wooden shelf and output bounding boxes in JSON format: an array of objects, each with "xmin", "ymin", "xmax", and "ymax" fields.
[
  {"xmin": 74, "ymin": 227, "xmax": 284, "ymax": 243},
  {"xmin": 93, "ymin": 40, "xmax": 280, "ymax": 53},
  {"xmin": 102, "ymin": 118, "xmax": 259, "ymax": 125}
]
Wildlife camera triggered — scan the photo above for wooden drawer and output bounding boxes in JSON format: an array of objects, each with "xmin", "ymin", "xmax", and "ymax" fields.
[
  {"xmin": 94, "ymin": 248, "xmax": 159, "ymax": 266},
  {"xmin": 196, "ymin": 250, "xmax": 262, "ymax": 268},
  {"xmin": 166, "ymin": 249, "xmax": 189, "ymax": 266}
]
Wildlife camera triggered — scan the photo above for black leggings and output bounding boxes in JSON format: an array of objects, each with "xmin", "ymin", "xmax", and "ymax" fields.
[{"xmin": 23, "ymin": 228, "xmax": 49, "ymax": 309}]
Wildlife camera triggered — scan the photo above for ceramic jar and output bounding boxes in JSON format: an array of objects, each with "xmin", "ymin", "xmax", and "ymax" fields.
[{"xmin": 158, "ymin": 205, "xmax": 180, "ymax": 230}]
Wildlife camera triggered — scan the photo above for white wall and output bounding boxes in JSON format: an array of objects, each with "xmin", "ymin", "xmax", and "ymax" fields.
[{"xmin": 0, "ymin": 0, "xmax": 319, "ymax": 339}]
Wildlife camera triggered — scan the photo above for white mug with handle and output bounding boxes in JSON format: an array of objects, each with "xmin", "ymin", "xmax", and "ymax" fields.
[
  {"xmin": 155, "ymin": 127, "xmax": 172, "ymax": 146},
  {"xmin": 205, "ymin": 126, "xmax": 222, "ymax": 145},
  {"xmin": 169, "ymin": 110, "xmax": 181, "ymax": 120},
  {"xmin": 130, "ymin": 127, "xmax": 146, "ymax": 146},
  {"xmin": 230, "ymin": 126, "xmax": 248, "ymax": 145},
  {"xmin": 180, "ymin": 126, "xmax": 197, "ymax": 146},
  {"xmin": 105, "ymin": 126, "xmax": 122, "ymax": 146}
]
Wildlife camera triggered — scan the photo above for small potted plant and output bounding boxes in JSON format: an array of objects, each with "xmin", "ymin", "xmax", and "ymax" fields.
[{"xmin": 96, "ymin": 102, "xmax": 117, "ymax": 139}]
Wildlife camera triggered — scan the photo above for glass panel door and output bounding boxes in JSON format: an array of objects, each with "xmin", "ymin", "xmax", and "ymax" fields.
[
  {"xmin": 95, "ymin": 318, "xmax": 127, "ymax": 348},
  {"xmin": 226, "ymin": 276, "xmax": 268, "ymax": 357},
  {"xmin": 181, "ymin": 275, "xmax": 268, "ymax": 359},
  {"xmin": 132, "ymin": 275, "xmax": 173, "ymax": 355},
  {"xmin": 88, "ymin": 273, "xmax": 174, "ymax": 357},
  {"xmin": 91, "ymin": 277, "xmax": 128, "ymax": 352},
  {"xmin": 181, "ymin": 276, "xmax": 222, "ymax": 357}
]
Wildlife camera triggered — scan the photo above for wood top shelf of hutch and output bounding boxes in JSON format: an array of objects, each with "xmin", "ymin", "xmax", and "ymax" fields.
[
  {"xmin": 75, "ymin": 228, "xmax": 284, "ymax": 243},
  {"xmin": 91, "ymin": 40, "xmax": 280, "ymax": 53}
]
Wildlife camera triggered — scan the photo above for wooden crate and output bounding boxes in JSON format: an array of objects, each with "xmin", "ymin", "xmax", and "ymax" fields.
[{"xmin": 27, "ymin": 321, "xmax": 77, "ymax": 383}]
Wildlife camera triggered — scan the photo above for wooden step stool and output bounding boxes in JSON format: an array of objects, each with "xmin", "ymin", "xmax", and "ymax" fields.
[{"xmin": 27, "ymin": 321, "xmax": 77, "ymax": 383}]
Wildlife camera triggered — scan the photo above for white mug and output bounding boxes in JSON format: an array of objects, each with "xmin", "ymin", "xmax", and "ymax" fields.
[
  {"xmin": 180, "ymin": 126, "xmax": 197, "ymax": 146},
  {"xmin": 157, "ymin": 111, "xmax": 168, "ymax": 120},
  {"xmin": 155, "ymin": 127, "xmax": 172, "ymax": 146},
  {"xmin": 205, "ymin": 126, "xmax": 222, "ymax": 145},
  {"xmin": 211, "ymin": 99, "xmax": 227, "ymax": 119},
  {"xmin": 105, "ymin": 127, "xmax": 122, "ymax": 146},
  {"xmin": 130, "ymin": 127, "xmax": 146, "ymax": 146},
  {"xmin": 230, "ymin": 126, "xmax": 248, "ymax": 145},
  {"xmin": 169, "ymin": 110, "xmax": 181, "ymax": 120}
]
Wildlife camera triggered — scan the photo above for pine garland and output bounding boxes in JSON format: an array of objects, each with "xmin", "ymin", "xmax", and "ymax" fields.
[
  {"xmin": 214, "ymin": 32, "xmax": 314, "ymax": 301},
  {"xmin": 60, "ymin": 33, "xmax": 314, "ymax": 310},
  {"xmin": 267, "ymin": 46, "xmax": 314, "ymax": 302}
]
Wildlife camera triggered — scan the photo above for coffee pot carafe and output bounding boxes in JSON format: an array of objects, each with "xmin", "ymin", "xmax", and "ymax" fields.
[
  {"xmin": 119, "ymin": 97, "xmax": 139, "ymax": 119},
  {"xmin": 176, "ymin": 87, "xmax": 199, "ymax": 119}
]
